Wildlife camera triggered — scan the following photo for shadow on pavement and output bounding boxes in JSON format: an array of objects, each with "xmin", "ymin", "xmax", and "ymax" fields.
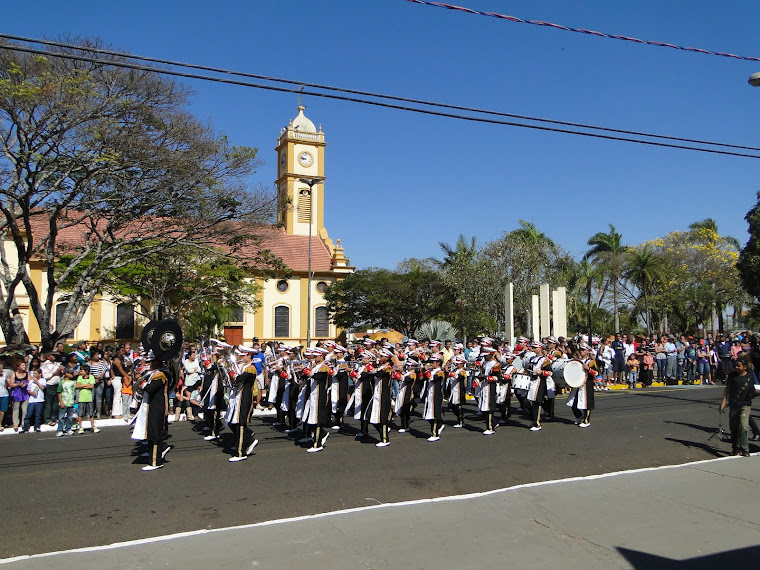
[{"xmin": 618, "ymin": 544, "xmax": 760, "ymax": 569}]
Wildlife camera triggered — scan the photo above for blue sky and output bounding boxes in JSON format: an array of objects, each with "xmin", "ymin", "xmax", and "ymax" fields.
[{"xmin": 4, "ymin": 0, "xmax": 760, "ymax": 269}]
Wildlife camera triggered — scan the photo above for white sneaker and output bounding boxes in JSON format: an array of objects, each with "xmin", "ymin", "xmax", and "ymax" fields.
[
  {"xmin": 438, "ymin": 425, "xmax": 445, "ymax": 435},
  {"xmin": 203, "ymin": 435, "xmax": 218, "ymax": 441},
  {"xmin": 142, "ymin": 464, "xmax": 163, "ymax": 471},
  {"xmin": 161, "ymin": 445, "xmax": 173, "ymax": 459},
  {"xmin": 245, "ymin": 439, "xmax": 259, "ymax": 455},
  {"xmin": 56, "ymin": 431, "xmax": 64, "ymax": 437},
  {"xmin": 297, "ymin": 436, "xmax": 313, "ymax": 444},
  {"xmin": 77, "ymin": 429, "xmax": 85, "ymax": 434},
  {"xmin": 28, "ymin": 427, "xmax": 34, "ymax": 433},
  {"xmin": 320, "ymin": 432, "xmax": 330, "ymax": 446},
  {"xmin": 483, "ymin": 429, "xmax": 495, "ymax": 435},
  {"xmin": 579, "ymin": 422, "xmax": 591, "ymax": 428},
  {"xmin": 453, "ymin": 423, "xmax": 464, "ymax": 428},
  {"xmin": 307, "ymin": 446, "xmax": 323, "ymax": 453},
  {"xmin": 375, "ymin": 441, "xmax": 390, "ymax": 448},
  {"xmin": 93, "ymin": 428, "xmax": 101, "ymax": 433},
  {"xmin": 331, "ymin": 425, "xmax": 340, "ymax": 430},
  {"xmin": 229, "ymin": 455, "xmax": 248, "ymax": 462},
  {"xmin": 529, "ymin": 426, "xmax": 542, "ymax": 432},
  {"xmin": 427, "ymin": 435, "xmax": 440, "ymax": 442},
  {"xmin": 398, "ymin": 428, "xmax": 406, "ymax": 433}
]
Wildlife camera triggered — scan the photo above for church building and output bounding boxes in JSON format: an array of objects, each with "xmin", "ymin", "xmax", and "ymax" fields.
[{"xmin": 1, "ymin": 106, "xmax": 353, "ymax": 347}]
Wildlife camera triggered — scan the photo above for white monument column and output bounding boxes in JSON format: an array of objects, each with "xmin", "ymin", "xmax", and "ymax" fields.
[
  {"xmin": 553, "ymin": 287, "xmax": 568, "ymax": 339},
  {"xmin": 531, "ymin": 295, "xmax": 540, "ymax": 341},
  {"xmin": 504, "ymin": 282, "xmax": 515, "ymax": 348},
  {"xmin": 539, "ymin": 283, "xmax": 551, "ymax": 340}
]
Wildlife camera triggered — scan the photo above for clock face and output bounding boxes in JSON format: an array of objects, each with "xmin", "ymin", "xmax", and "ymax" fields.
[
  {"xmin": 298, "ymin": 151, "xmax": 314, "ymax": 167},
  {"xmin": 280, "ymin": 153, "xmax": 286, "ymax": 167}
]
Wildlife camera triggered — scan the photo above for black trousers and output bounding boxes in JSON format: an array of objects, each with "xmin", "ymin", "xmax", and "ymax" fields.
[{"xmin": 230, "ymin": 422, "xmax": 254, "ymax": 457}]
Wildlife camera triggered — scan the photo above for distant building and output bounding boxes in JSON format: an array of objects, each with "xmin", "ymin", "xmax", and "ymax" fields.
[{"xmin": 1, "ymin": 106, "xmax": 353, "ymax": 346}]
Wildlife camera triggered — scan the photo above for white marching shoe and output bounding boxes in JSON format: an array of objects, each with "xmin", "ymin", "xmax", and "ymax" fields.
[
  {"xmin": 245, "ymin": 439, "xmax": 259, "ymax": 455},
  {"xmin": 229, "ymin": 455, "xmax": 248, "ymax": 462}
]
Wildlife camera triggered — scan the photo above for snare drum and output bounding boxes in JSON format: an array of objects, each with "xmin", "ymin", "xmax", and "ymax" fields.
[{"xmin": 511, "ymin": 373, "xmax": 532, "ymax": 391}]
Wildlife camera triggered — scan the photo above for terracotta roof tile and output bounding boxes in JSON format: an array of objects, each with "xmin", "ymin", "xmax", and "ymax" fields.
[{"xmin": 246, "ymin": 226, "xmax": 332, "ymax": 272}]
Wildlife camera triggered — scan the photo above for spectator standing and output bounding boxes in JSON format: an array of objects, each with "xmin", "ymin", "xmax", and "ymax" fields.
[
  {"xmin": 41, "ymin": 353, "xmax": 63, "ymax": 425},
  {"xmin": 56, "ymin": 368, "xmax": 77, "ymax": 436},
  {"xmin": 716, "ymin": 335, "xmax": 732, "ymax": 381},
  {"xmin": 73, "ymin": 341, "xmax": 90, "ymax": 366},
  {"xmin": 642, "ymin": 345, "xmax": 655, "ymax": 387},
  {"xmin": 684, "ymin": 340, "xmax": 697, "ymax": 384},
  {"xmin": 52, "ymin": 342, "xmax": 68, "ymax": 364},
  {"xmin": 697, "ymin": 340, "xmax": 711, "ymax": 384},
  {"xmin": 8, "ymin": 361, "xmax": 30, "ymax": 432},
  {"xmin": 88, "ymin": 350, "xmax": 110, "ymax": 419},
  {"xmin": 23, "ymin": 369, "xmax": 45, "ymax": 432},
  {"xmin": 0, "ymin": 361, "xmax": 9, "ymax": 431},
  {"xmin": 720, "ymin": 353, "xmax": 758, "ymax": 456},
  {"xmin": 655, "ymin": 337, "xmax": 667, "ymax": 381},
  {"xmin": 75, "ymin": 365, "xmax": 99, "ymax": 433},
  {"xmin": 611, "ymin": 334, "xmax": 626, "ymax": 385},
  {"xmin": 664, "ymin": 336, "xmax": 678, "ymax": 382},
  {"xmin": 111, "ymin": 345, "xmax": 129, "ymax": 419},
  {"xmin": 626, "ymin": 353, "xmax": 639, "ymax": 389},
  {"xmin": 675, "ymin": 335, "xmax": 687, "ymax": 381}
]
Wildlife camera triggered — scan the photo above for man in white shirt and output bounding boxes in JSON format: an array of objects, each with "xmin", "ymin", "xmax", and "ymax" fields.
[{"xmin": 41, "ymin": 353, "xmax": 63, "ymax": 426}]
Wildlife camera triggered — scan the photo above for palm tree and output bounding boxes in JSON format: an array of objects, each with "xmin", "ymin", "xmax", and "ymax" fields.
[
  {"xmin": 438, "ymin": 234, "xmax": 478, "ymax": 267},
  {"xmin": 510, "ymin": 220, "xmax": 557, "ymax": 252},
  {"xmin": 623, "ymin": 246, "xmax": 658, "ymax": 335},
  {"xmin": 585, "ymin": 224, "xmax": 627, "ymax": 333}
]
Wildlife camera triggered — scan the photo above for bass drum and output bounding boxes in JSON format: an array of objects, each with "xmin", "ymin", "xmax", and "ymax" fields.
[{"xmin": 551, "ymin": 359, "xmax": 586, "ymax": 388}]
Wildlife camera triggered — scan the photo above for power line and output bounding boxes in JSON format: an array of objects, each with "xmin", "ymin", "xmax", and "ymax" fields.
[
  {"xmin": 2, "ymin": 32, "xmax": 758, "ymax": 153},
  {"xmin": 1, "ymin": 41, "xmax": 759, "ymax": 160},
  {"xmin": 405, "ymin": 0, "xmax": 760, "ymax": 63}
]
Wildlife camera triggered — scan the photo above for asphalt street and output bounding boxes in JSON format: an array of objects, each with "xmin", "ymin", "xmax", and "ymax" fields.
[{"xmin": 0, "ymin": 385, "xmax": 752, "ymax": 559}]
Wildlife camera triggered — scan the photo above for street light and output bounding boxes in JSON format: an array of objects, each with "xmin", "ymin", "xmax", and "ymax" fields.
[
  {"xmin": 749, "ymin": 72, "xmax": 760, "ymax": 87},
  {"xmin": 299, "ymin": 177, "xmax": 325, "ymax": 348}
]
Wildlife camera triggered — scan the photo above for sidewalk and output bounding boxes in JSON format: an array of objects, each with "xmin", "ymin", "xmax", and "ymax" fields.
[{"xmin": 3, "ymin": 454, "xmax": 758, "ymax": 569}]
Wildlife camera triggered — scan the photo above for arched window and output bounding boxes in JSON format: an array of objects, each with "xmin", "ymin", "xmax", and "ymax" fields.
[
  {"xmin": 314, "ymin": 306, "xmax": 329, "ymax": 337},
  {"xmin": 116, "ymin": 303, "xmax": 135, "ymax": 339},
  {"xmin": 55, "ymin": 303, "xmax": 72, "ymax": 338},
  {"xmin": 274, "ymin": 305, "xmax": 290, "ymax": 338}
]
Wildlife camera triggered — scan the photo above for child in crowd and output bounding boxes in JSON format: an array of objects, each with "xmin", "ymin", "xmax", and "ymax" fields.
[
  {"xmin": 626, "ymin": 353, "xmax": 639, "ymax": 389},
  {"xmin": 56, "ymin": 368, "xmax": 77, "ymax": 436},
  {"xmin": 75, "ymin": 365, "xmax": 99, "ymax": 434},
  {"xmin": 23, "ymin": 369, "xmax": 45, "ymax": 432}
]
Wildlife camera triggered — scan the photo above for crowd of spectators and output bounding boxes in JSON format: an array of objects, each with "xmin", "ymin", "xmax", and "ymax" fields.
[
  {"xmin": 585, "ymin": 331, "xmax": 760, "ymax": 388},
  {"xmin": 0, "ymin": 340, "xmax": 138, "ymax": 435}
]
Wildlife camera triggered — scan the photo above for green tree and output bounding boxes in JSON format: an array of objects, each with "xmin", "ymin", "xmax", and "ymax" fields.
[
  {"xmin": 738, "ymin": 191, "xmax": 760, "ymax": 301},
  {"xmin": 585, "ymin": 224, "xmax": 627, "ymax": 333},
  {"xmin": 0, "ymin": 39, "xmax": 273, "ymax": 350},
  {"xmin": 622, "ymin": 245, "xmax": 658, "ymax": 335},
  {"xmin": 437, "ymin": 234, "xmax": 482, "ymax": 341},
  {"xmin": 324, "ymin": 266, "xmax": 453, "ymax": 337}
]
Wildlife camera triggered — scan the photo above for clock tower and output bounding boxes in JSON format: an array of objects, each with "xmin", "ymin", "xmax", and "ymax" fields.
[{"xmin": 275, "ymin": 106, "xmax": 327, "ymax": 237}]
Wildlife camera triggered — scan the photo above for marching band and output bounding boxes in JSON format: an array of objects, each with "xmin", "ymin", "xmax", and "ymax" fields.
[{"xmin": 129, "ymin": 332, "xmax": 600, "ymax": 470}]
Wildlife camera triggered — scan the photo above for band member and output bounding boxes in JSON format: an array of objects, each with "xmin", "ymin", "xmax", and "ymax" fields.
[
  {"xmin": 225, "ymin": 348, "xmax": 259, "ymax": 462},
  {"xmin": 302, "ymin": 348, "xmax": 332, "ymax": 453},
  {"xmin": 202, "ymin": 350, "xmax": 229, "ymax": 441},
  {"xmin": 395, "ymin": 358, "xmax": 419, "ymax": 432},
  {"xmin": 567, "ymin": 344, "xmax": 597, "ymax": 428},
  {"xmin": 422, "ymin": 354, "xmax": 445, "ymax": 441},
  {"xmin": 352, "ymin": 351, "xmax": 375, "ymax": 438},
  {"xmin": 448, "ymin": 355, "xmax": 468, "ymax": 428},
  {"xmin": 478, "ymin": 346, "xmax": 501, "ymax": 435},
  {"xmin": 330, "ymin": 345, "xmax": 350, "ymax": 430},
  {"xmin": 367, "ymin": 349, "xmax": 394, "ymax": 447},
  {"xmin": 497, "ymin": 353, "xmax": 516, "ymax": 425},
  {"xmin": 131, "ymin": 352, "xmax": 172, "ymax": 471},
  {"xmin": 527, "ymin": 343, "xmax": 553, "ymax": 432}
]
